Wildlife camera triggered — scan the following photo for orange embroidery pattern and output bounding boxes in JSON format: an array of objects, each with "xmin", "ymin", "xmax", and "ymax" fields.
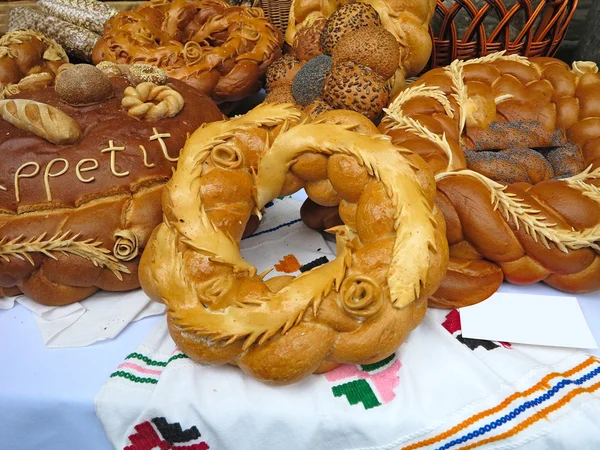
[
  {"xmin": 274, "ymin": 254, "xmax": 301, "ymax": 273},
  {"xmin": 401, "ymin": 357, "xmax": 598, "ymax": 450},
  {"xmin": 457, "ymin": 381, "xmax": 600, "ymax": 450}
]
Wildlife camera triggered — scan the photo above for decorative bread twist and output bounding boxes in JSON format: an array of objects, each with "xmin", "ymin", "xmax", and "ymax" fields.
[
  {"xmin": 0, "ymin": 71, "xmax": 224, "ymax": 306},
  {"xmin": 285, "ymin": 0, "xmax": 436, "ymax": 81},
  {"xmin": 92, "ymin": 0, "xmax": 283, "ymax": 107},
  {"xmin": 139, "ymin": 103, "xmax": 448, "ymax": 385},
  {"xmin": 0, "ymin": 30, "xmax": 69, "ymax": 100},
  {"xmin": 122, "ymin": 83, "xmax": 185, "ymax": 120}
]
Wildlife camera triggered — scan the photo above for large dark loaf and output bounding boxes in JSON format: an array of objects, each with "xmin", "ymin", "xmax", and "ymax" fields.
[{"xmin": 0, "ymin": 66, "xmax": 224, "ymax": 305}]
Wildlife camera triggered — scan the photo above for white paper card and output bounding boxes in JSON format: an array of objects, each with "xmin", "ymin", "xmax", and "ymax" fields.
[{"xmin": 460, "ymin": 293, "xmax": 598, "ymax": 349}]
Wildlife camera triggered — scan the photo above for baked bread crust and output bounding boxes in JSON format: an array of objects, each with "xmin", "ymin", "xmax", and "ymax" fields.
[
  {"xmin": 285, "ymin": 0, "xmax": 436, "ymax": 80},
  {"xmin": 0, "ymin": 64, "xmax": 224, "ymax": 306},
  {"xmin": 0, "ymin": 30, "xmax": 69, "ymax": 100},
  {"xmin": 139, "ymin": 103, "xmax": 447, "ymax": 384},
  {"xmin": 302, "ymin": 53, "xmax": 600, "ymax": 308},
  {"xmin": 92, "ymin": 0, "xmax": 283, "ymax": 107}
]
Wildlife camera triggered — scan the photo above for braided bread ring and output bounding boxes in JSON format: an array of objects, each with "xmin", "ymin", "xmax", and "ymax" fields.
[
  {"xmin": 139, "ymin": 103, "xmax": 447, "ymax": 384},
  {"xmin": 122, "ymin": 82, "xmax": 184, "ymax": 120}
]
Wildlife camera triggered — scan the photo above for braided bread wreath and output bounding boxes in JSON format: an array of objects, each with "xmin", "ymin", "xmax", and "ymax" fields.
[
  {"xmin": 139, "ymin": 103, "xmax": 448, "ymax": 384},
  {"xmin": 0, "ymin": 62, "xmax": 223, "ymax": 305},
  {"xmin": 92, "ymin": 0, "xmax": 283, "ymax": 108},
  {"xmin": 302, "ymin": 53, "xmax": 600, "ymax": 308}
]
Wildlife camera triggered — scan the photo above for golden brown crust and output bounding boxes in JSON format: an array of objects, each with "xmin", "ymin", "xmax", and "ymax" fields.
[
  {"xmin": 0, "ymin": 30, "xmax": 69, "ymax": 99},
  {"xmin": 0, "ymin": 72, "xmax": 224, "ymax": 305},
  {"xmin": 92, "ymin": 0, "xmax": 283, "ymax": 106},
  {"xmin": 139, "ymin": 103, "xmax": 447, "ymax": 384},
  {"xmin": 379, "ymin": 54, "xmax": 600, "ymax": 306}
]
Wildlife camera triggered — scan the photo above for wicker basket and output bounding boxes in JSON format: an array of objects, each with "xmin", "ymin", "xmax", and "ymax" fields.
[
  {"xmin": 430, "ymin": 0, "xmax": 578, "ymax": 68},
  {"xmin": 254, "ymin": 0, "xmax": 578, "ymax": 69}
]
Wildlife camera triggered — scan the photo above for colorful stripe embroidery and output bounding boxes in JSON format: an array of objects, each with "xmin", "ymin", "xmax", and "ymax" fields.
[
  {"xmin": 110, "ymin": 352, "xmax": 189, "ymax": 384},
  {"xmin": 402, "ymin": 357, "xmax": 600, "ymax": 450}
]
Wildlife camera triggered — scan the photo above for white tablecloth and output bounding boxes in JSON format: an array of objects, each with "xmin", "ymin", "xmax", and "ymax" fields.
[{"xmin": 1, "ymin": 286, "xmax": 598, "ymax": 450}]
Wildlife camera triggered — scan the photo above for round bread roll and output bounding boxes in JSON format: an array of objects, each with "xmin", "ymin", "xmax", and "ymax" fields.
[
  {"xmin": 293, "ymin": 16, "xmax": 327, "ymax": 61},
  {"xmin": 320, "ymin": 2, "xmax": 381, "ymax": 54},
  {"xmin": 266, "ymin": 54, "xmax": 303, "ymax": 93},
  {"xmin": 92, "ymin": 0, "xmax": 283, "ymax": 107},
  {"xmin": 332, "ymin": 25, "xmax": 399, "ymax": 80},
  {"xmin": 323, "ymin": 61, "xmax": 389, "ymax": 121},
  {"xmin": 0, "ymin": 64, "xmax": 225, "ymax": 306},
  {"xmin": 139, "ymin": 103, "xmax": 447, "ymax": 385},
  {"xmin": 292, "ymin": 55, "xmax": 332, "ymax": 106}
]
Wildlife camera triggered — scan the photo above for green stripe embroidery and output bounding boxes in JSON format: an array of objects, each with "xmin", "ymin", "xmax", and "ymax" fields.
[
  {"xmin": 125, "ymin": 352, "xmax": 188, "ymax": 367},
  {"xmin": 110, "ymin": 371, "xmax": 158, "ymax": 384},
  {"xmin": 360, "ymin": 353, "xmax": 395, "ymax": 372},
  {"xmin": 332, "ymin": 379, "xmax": 381, "ymax": 410}
]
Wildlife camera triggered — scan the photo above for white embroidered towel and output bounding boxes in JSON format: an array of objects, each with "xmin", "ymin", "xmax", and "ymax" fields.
[{"xmin": 95, "ymin": 198, "xmax": 600, "ymax": 450}]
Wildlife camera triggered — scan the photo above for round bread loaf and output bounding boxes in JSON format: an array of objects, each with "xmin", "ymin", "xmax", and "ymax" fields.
[
  {"xmin": 323, "ymin": 61, "xmax": 389, "ymax": 121},
  {"xmin": 0, "ymin": 63, "xmax": 224, "ymax": 306},
  {"xmin": 332, "ymin": 25, "xmax": 399, "ymax": 80},
  {"xmin": 139, "ymin": 104, "xmax": 448, "ymax": 384},
  {"xmin": 302, "ymin": 54, "xmax": 600, "ymax": 308},
  {"xmin": 0, "ymin": 30, "xmax": 69, "ymax": 100},
  {"xmin": 92, "ymin": 0, "xmax": 283, "ymax": 107},
  {"xmin": 320, "ymin": 2, "xmax": 381, "ymax": 54}
]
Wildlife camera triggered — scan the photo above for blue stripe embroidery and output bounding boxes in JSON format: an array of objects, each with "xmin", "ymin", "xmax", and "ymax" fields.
[
  {"xmin": 436, "ymin": 365, "xmax": 600, "ymax": 450},
  {"xmin": 243, "ymin": 219, "xmax": 302, "ymax": 239}
]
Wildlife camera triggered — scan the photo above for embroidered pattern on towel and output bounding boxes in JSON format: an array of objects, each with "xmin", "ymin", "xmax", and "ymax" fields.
[
  {"xmin": 401, "ymin": 357, "xmax": 600, "ymax": 450},
  {"xmin": 125, "ymin": 416, "xmax": 209, "ymax": 450},
  {"xmin": 110, "ymin": 351, "xmax": 189, "ymax": 385},
  {"xmin": 326, "ymin": 354, "xmax": 402, "ymax": 410},
  {"xmin": 442, "ymin": 309, "xmax": 511, "ymax": 351}
]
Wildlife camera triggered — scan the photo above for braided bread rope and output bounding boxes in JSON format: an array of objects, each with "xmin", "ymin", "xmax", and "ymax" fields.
[
  {"xmin": 92, "ymin": 0, "xmax": 283, "ymax": 106},
  {"xmin": 0, "ymin": 30, "xmax": 69, "ymax": 99},
  {"xmin": 122, "ymin": 82, "xmax": 185, "ymax": 120},
  {"xmin": 376, "ymin": 52, "xmax": 600, "ymax": 307},
  {"xmin": 139, "ymin": 103, "xmax": 448, "ymax": 384}
]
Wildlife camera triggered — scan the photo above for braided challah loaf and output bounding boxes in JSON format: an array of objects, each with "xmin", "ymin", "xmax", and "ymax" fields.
[
  {"xmin": 0, "ymin": 62, "xmax": 224, "ymax": 306},
  {"xmin": 0, "ymin": 30, "xmax": 69, "ymax": 100},
  {"xmin": 302, "ymin": 53, "xmax": 600, "ymax": 308},
  {"xmin": 139, "ymin": 103, "xmax": 448, "ymax": 384},
  {"xmin": 92, "ymin": 0, "xmax": 283, "ymax": 109}
]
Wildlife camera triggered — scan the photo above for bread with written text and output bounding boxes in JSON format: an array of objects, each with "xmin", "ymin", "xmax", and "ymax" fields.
[{"xmin": 0, "ymin": 62, "xmax": 224, "ymax": 306}]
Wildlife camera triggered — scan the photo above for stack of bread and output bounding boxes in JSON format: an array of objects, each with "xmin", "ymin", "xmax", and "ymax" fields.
[
  {"xmin": 302, "ymin": 52, "xmax": 600, "ymax": 308},
  {"xmin": 265, "ymin": 0, "xmax": 435, "ymax": 121}
]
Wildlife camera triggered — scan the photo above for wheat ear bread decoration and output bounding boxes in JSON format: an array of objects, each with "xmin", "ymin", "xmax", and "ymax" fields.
[
  {"xmin": 301, "ymin": 52, "xmax": 600, "ymax": 309},
  {"xmin": 138, "ymin": 103, "xmax": 448, "ymax": 385}
]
